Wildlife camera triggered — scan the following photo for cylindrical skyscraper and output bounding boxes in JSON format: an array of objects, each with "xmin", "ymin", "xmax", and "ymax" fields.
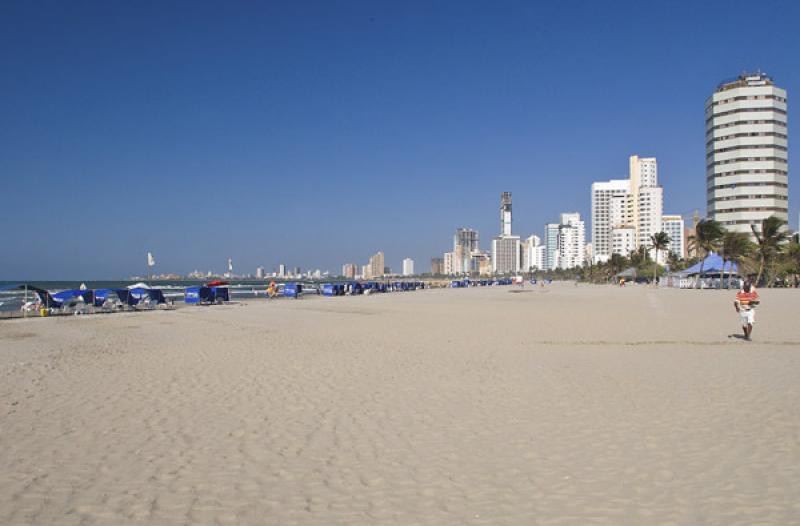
[{"xmin": 706, "ymin": 73, "xmax": 788, "ymax": 234}]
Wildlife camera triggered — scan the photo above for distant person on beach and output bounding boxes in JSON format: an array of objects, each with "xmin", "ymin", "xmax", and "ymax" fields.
[{"xmin": 734, "ymin": 279, "xmax": 759, "ymax": 340}]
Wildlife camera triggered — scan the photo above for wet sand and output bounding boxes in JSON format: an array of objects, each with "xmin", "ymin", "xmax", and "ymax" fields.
[{"xmin": 1, "ymin": 284, "xmax": 799, "ymax": 525}]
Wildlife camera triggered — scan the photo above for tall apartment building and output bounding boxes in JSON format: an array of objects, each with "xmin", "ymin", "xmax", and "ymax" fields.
[
  {"xmin": 443, "ymin": 252, "xmax": 454, "ymax": 275},
  {"xmin": 453, "ymin": 228, "xmax": 479, "ymax": 274},
  {"xmin": 592, "ymin": 155, "xmax": 665, "ymax": 262},
  {"xmin": 630, "ymin": 156, "xmax": 663, "ymax": 254},
  {"xmin": 342, "ymin": 263, "xmax": 357, "ymax": 279},
  {"xmin": 402, "ymin": 258, "xmax": 414, "ymax": 276},
  {"xmin": 544, "ymin": 214, "xmax": 586, "ymax": 270},
  {"xmin": 491, "ymin": 237, "xmax": 521, "ymax": 274},
  {"xmin": 661, "ymin": 215, "xmax": 686, "ymax": 259},
  {"xmin": 706, "ymin": 73, "xmax": 789, "ymax": 235},
  {"xmin": 591, "ymin": 179, "xmax": 631, "ymax": 263},
  {"xmin": 522, "ymin": 235, "xmax": 546, "ymax": 271},
  {"xmin": 544, "ymin": 223, "xmax": 561, "ymax": 270},
  {"xmin": 612, "ymin": 227, "xmax": 636, "ymax": 258},
  {"xmin": 491, "ymin": 192, "xmax": 521, "ymax": 273},
  {"xmin": 430, "ymin": 257, "xmax": 444, "ymax": 275},
  {"xmin": 368, "ymin": 251, "xmax": 385, "ymax": 279},
  {"xmin": 558, "ymin": 213, "xmax": 586, "ymax": 269}
]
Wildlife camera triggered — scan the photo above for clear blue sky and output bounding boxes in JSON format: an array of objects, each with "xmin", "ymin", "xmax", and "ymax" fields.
[{"xmin": 2, "ymin": 0, "xmax": 798, "ymax": 279}]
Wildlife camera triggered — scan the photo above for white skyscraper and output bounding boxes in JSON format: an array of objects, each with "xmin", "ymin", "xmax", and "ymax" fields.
[
  {"xmin": 522, "ymin": 235, "xmax": 546, "ymax": 271},
  {"xmin": 402, "ymin": 258, "xmax": 414, "ymax": 276},
  {"xmin": 611, "ymin": 226, "xmax": 636, "ymax": 258},
  {"xmin": 443, "ymin": 252, "xmax": 454, "ymax": 275},
  {"xmin": 557, "ymin": 213, "xmax": 586, "ymax": 269},
  {"xmin": 662, "ymin": 215, "xmax": 685, "ymax": 259},
  {"xmin": 591, "ymin": 179, "xmax": 631, "ymax": 263},
  {"xmin": 706, "ymin": 73, "xmax": 788, "ymax": 235},
  {"xmin": 491, "ymin": 192, "xmax": 521, "ymax": 273},
  {"xmin": 544, "ymin": 223, "xmax": 561, "ymax": 270},
  {"xmin": 630, "ymin": 156, "xmax": 663, "ymax": 257},
  {"xmin": 592, "ymin": 155, "xmax": 664, "ymax": 262}
]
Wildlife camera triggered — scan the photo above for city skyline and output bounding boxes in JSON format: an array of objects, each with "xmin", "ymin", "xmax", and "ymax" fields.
[{"xmin": 2, "ymin": 2, "xmax": 798, "ymax": 279}]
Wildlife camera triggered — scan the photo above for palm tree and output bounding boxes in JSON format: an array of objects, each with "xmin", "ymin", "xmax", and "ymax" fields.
[
  {"xmin": 751, "ymin": 215, "xmax": 789, "ymax": 286},
  {"xmin": 688, "ymin": 219, "xmax": 724, "ymax": 287},
  {"xmin": 649, "ymin": 232, "xmax": 670, "ymax": 285},
  {"xmin": 781, "ymin": 240, "xmax": 800, "ymax": 287},
  {"xmin": 720, "ymin": 231, "xmax": 753, "ymax": 289},
  {"xmin": 609, "ymin": 253, "xmax": 626, "ymax": 282}
]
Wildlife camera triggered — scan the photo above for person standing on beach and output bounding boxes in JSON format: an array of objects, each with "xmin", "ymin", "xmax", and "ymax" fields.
[{"xmin": 734, "ymin": 279, "xmax": 759, "ymax": 340}]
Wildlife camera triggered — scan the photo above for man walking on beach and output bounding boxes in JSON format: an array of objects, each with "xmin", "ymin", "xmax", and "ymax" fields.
[{"xmin": 734, "ymin": 279, "xmax": 759, "ymax": 340}]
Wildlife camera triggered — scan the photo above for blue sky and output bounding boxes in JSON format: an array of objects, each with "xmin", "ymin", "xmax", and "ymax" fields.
[{"xmin": 2, "ymin": 0, "xmax": 799, "ymax": 279}]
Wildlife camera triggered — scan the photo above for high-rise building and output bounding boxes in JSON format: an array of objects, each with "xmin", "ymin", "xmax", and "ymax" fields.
[
  {"xmin": 278, "ymin": 264, "xmax": 286, "ymax": 277},
  {"xmin": 522, "ymin": 235, "xmax": 546, "ymax": 271},
  {"xmin": 443, "ymin": 252, "xmax": 454, "ymax": 275},
  {"xmin": 544, "ymin": 223, "xmax": 561, "ymax": 270},
  {"xmin": 368, "ymin": 251, "xmax": 385, "ymax": 279},
  {"xmin": 402, "ymin": 258, "xmax": 414, "ymax": 276},
  {"xmin": 591, "ymin": 179, "xmax": 631, "ymax": 263},
  {"xmin": 430, "ymin": 257, "xmax": 444, "ymax": 275},
  {"xmin": 662, "ymin": 215, "xmax": 686, "ymax": 259},
  {"xmin": 453, "ymin": 228, "xmax": 479, "ymax": 274},
  {"xmin": 630, "ymin": 156, "xmax": 663, "ymax": 255},
  {"xmin": 491, "ymin": 192, "xmax": 521, "ymax": 273},
  {"xmin": 544, "ymin": 214, "xmax": 586, "ymax": 270},
  {"xmin": 256, "ymin": 266, "xmax": 265, "ymax": 279},
  {"xmin": 500, "ymin": 192, "xmax": 512, "ymax": 236},
  {"xmin": 342, "ymin": 263, "xmax": 357, "ymax": 279},
  {"xmin": 491, "ymin": 236, "xmax": 520, "ymax": 274},
  {"xmin": 592, "ymin": 155, "xmax": 664, "ymax": 262},
  {"xmin": 557, "ymin": 213, "xmax": 586, "ymax": 269},
  {"xmin": 612, "ymin": 226, "xmax": 636, "ymax": 258},
  {"xmin": 706, "ymin": 73, "xmax": 788, "ymax": 235}
]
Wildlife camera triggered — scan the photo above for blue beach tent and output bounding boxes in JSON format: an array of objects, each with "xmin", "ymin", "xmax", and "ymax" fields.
[
  {"xmin": 284, "ymin": 282, "xmax": 302, "ymax": 298},
  {"xmin": 185, "ymin": 286, "xmax": 230, "ymax": 304},
  {"xmin": 681, "ymin": 252, "xmax": 737, "ymax": 276}
]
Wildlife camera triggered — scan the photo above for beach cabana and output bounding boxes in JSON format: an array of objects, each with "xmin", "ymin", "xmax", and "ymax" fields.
[
  {"xmin": 322, "ymin": 283, "xmax": 341, "ymax": 296},
  {"xmin": 681, "ymin": 252, "xmax": 737, "ymax": 276},
  {"xmin": 126, "ymin": 287, "xmax": 167, "ymax": 308},
  {"xmin": 185, "ymin": 286, "xmax": 230, "ymax": 304},
  {"xmin": 283, "ymin": 282, "xmax": 302, "ymax": 298}
]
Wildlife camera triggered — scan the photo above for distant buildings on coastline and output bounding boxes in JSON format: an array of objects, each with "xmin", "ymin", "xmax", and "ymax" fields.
[
  {"xmin": 139, "ymin": 73, "xmax": 790, "ymax": 282},
  {"xmin": 427, "ymin": 71, "xmax": 790, "ymax": 276},
  {"xmin": 436, "ymin": 193, "xmax": 586, "ymax": 276},
  {"xmin": 591, "ymin": 155, "xmax": 674, "ymax": 264}
]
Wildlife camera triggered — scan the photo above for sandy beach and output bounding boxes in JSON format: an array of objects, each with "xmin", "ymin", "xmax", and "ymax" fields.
[{"xmin": 1, "ymin": 283, "xmax": 799, "ymax": 525}]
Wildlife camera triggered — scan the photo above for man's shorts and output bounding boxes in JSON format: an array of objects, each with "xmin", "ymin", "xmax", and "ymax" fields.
[{"xmin": 740, "ymin": 308, "xmax": 755, "ymax": 325}]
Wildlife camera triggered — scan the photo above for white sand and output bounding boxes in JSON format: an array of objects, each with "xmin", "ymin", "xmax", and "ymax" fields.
[{"xmin": 1, "ymin": 283, "xmax": 799, "ymax": 525}]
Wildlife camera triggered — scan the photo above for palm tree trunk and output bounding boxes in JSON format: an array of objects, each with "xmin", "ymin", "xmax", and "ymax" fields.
[
  {"xmin": 755, "ymin": 254, "xmax": 765, "ymax": 285},
  {"xmin": 652, "ymin": 250, "xmax": 656, "ymax": 285}
]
